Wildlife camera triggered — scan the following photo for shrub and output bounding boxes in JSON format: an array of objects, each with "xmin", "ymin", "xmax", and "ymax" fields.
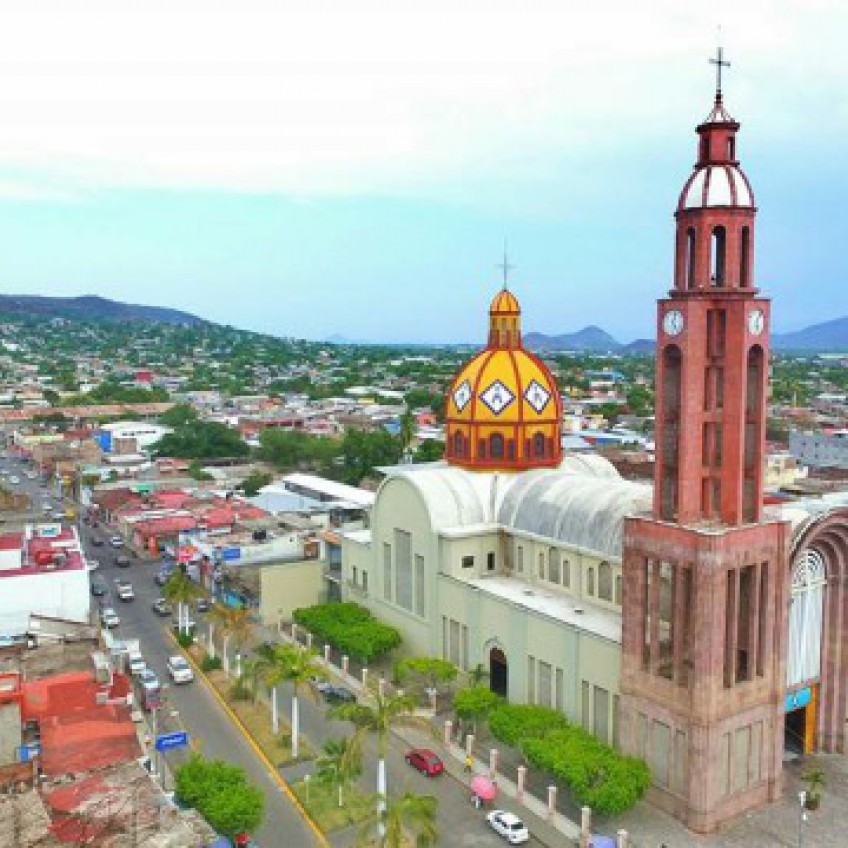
[
  {"xmin": 453, "ymin": 687, "xmax": 502, "ymax": 723},
  {"xmin": 201, "ymin": 655, "xmax": 222, "ymax": 672},
  {"xmin": 488, "ymin": 704, "xmax": 568, "ymax": 746},
  {"xmin": 176, "ymin": 630, "xmax": 195, "ymax": 649},
  {"xmin": 293, "ymin": 602, "xmax": 401, "ymax": 663},
  {"xmin": 175, "ymin": 754, "xmax": 263, "ymax": 837},
  {"xmin": 523, "ymin": 729, "xmax": 651, "ymax": 816}
]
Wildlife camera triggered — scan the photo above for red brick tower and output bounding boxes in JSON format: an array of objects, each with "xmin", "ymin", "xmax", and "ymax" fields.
[{"xmin": 619, "ymin": 57, "xmax": 791, "ymax": 832}]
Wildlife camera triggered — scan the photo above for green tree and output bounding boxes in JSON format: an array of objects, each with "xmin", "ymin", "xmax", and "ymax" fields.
[
  {"xmin": 393, "ymin": 656, "xmax": 458, "ymax": 701},
  {"xmin": 329, "ymin": 682, "xmax": 419, "ymax": 834},
  {"xmin": 316, "ymin": 736, "xmax": 363, "ymax": 808},
  {"xmin": 158, "ymin": 403, "xmax": 199, "ymax": 427},
  {"xmin": 241, "ymin": 470, "xmax": 273, "ymax": 497},
  {"xmin": 453, "ymin": 686, "xmax": 502, "ymax": 736},
  {"xmin": 340, "ymin": 428, "xmax": 402, "ymax": 485},
  {"xmin": 258, "ymin": 643, "xmax": 325, "ymax": 759},
  {"xmin": 398, "ymin": 411, "xmax": 415, "ymax": 456},
  {"xmin": 174, "ymin": 754, "xmax": 264, "ymax": 838},
  {"xmin": 156, "ymin": 420, "xmax": 249, "ymax": 460},
  {"xmin": 163, "ymin": 566, "xmax": 202, "ymax": 636},
  {"xmin": 413, "ymin": 440, "xmax": 444, "ymax": 463},
  {"xmin": 209, "ymin": 604, "xmax": 254, "ymax": 676},
  {"xmin": 357, "ymin": 791, "xmax": 438, "ymax": 848}
]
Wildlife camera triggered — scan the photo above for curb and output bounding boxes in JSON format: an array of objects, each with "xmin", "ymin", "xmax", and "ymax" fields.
[{"xmin": 169, "ymin": 631, "xmax": 330, "ymax": 848}]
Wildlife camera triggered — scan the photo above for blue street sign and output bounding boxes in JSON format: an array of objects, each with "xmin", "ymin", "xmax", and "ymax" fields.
[
  {"xmin": 155, "ymin": 731, "xmax": 189, "ymax": 752},
  {"xmin": 17, "ymin": 742, "xmax": 40, "ymax": 762}
]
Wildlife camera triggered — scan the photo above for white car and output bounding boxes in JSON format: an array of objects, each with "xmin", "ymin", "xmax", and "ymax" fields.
[
  {"xmin": 100, "ymin": 607, "xmax": 120, "ymax": 629},
  {"xmin": 87, "ymin": 559, "xmax": 100, "ymax": 571},
  {"xmin": 116, "ymin": 581, "xmax": 134, "ymax": 602},
  {"xmin": 487, "ymin": 811, "xmax": 530, "ymax": 845},
  {"xmin": 110, "ymin": 536, "xmax": 124, "ymax": 548},
  {"xmin": 128, "ymin": 650, "xmax": 146, "ymax": 675},
  {"xmin": 9, "ymin": 476, "xmax": 19, "ymax": 485},
  {"xmin": 167, "ymin": 655, "xmax": 194, "ymax": 684}
]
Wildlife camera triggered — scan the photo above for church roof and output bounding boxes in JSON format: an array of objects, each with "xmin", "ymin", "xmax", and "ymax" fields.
[{"xmin": 381, "ymin": 455, "xmax": 647, "ymax": 560}]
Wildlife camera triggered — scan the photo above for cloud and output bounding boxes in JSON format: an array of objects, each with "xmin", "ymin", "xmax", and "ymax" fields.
[{"xmin": 0, "ymin": 0, "xmax": 844, "ymax": 207}]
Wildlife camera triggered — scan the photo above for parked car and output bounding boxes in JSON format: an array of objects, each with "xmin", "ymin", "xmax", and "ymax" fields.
[
  {"xmin": 310, "ymin": 677, "xmax": 332, "ymax": 695},
  {"xmin": 487, "ymin": 811, "xmax": 530, "ymax": 845},
  {"xmin": 322, "ymin": 685, "xmax": 356, "ymax": 704},
  {"xmin": 151, "ymin": 598, "xmax": 172, "ymax": 616},
  {"xmin": 9, "ymin": 476, "xmax": 19, "ymax": 485},
  {"xmin": 404, "ymin": 748, "xmax": 444, "ymax": 777},
  {"xmin": 196, "ymin": 597, "xmax": 210, "ymax": 613},
  {"xmin": 116, "ymin": 581, "xmax": 134, "ymax": 602},
  {"xmin": 100, "ymin": 607, "xmax": 120, "ymax": 629},
  {"xmin": 87, "ymin": 559, "xmax": 100, "ymax": 571},
  {"xmin": 127, "ymin": 650, "xmax": 146, "ymax": 675},
  {"xmin": 110, "ymin": 535, "xmax": 124, "ymax": 548},
  {"xmin": 90, "ymin": 579, "xmax": 107, "ymax": 597},
  {"xmin": 91, "ymin": 537, "xmax": 104, "ymax": 547},
  {"xmin": 138, "ymin": 669, "xmax": 161, "ymax": 710},
  {"xmin": 167, "ymin": 655, "xmax": 194, "ymax": 684},
  {"xmin": 115, "ymin": 555, "xmax": 131, "ymax": 568}
]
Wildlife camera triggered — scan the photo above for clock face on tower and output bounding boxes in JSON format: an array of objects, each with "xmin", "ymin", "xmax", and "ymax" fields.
[
  {"xmin": 663, "ymin": 309, "xmax": 684, "ymax": 337},
  {"xmin": 748, "ymin": 309, "xmax": 765, "ymax": 336}
]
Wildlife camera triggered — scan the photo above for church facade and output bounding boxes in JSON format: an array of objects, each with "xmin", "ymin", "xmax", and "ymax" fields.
[{"xmin": 340, "ymin": 79, "xmax": 848, "ymax": 832}]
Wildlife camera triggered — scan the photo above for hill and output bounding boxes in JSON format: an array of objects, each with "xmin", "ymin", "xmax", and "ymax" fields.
[
  {"xmin": 772, "ymin": 316, "xmax": 848, "ymax": 352},
  {"xmin": 0, "ymin": 294, "xmax": 204, "ymax": 326},
  {"xmin": 524, "ymin": 326, "xmax": 621, "ymax": 352}
]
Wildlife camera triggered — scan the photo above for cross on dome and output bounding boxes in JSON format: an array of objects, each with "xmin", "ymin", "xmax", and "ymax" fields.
[
  {"xmin": 709, "ymin": 42, "xmax": 731, "ymax": 99},
  {"xmin": 496, "ymin": 242, "xmax": 515, "ymax": 291}
]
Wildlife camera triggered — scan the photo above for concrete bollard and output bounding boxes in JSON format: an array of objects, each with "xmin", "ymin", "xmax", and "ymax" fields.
[
  {"xmin": 465, "ymin": 733, "xmax": 475, "ymax": 758},
  {"xmin": 489, "ymin": 748, "xmax": 499, "ymax": 779},
  {"xmin": 324, "ymin": 643, "xmax": 331, "ymax": 664},
  {"xmin": 306, "ymin": 632, "xmax": 313, "ymax": 650},
  {"xmin": 428, "ymin": 687, "xmax": 438, "ymax": 712},
  {"xmin": 361, "ymin": 667, "xmax": 369, "ymax": 689},
  {"xmin": 378, "ymin": 676, "xmax": 385, "ymax": 697},
  {"xmin": 517, "ymin": 765, "xmax": 527, "ymax": 803},
  {"xmin": 291, "ymin": 622, "xmax": 298, "ymax": 643},
  {"xmin": 547, "ymin": 785, "xmax": 557, "ymax": 821},
  {"xmin": 580, "ymin": 806, "xmax": 592, "ymax": 848},
  {"xmin": 616, "ymin": 829, "xmax": 629, "ymax": 848},
  {"xmin": 443, "ymin": 720, "xmax": 453, "ymax": 747},
  {"xmin": 341, "ymin": 655, "xmax": 349, "ymax": 677}
]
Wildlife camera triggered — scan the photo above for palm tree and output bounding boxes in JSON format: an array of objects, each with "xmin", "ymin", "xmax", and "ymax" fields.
[
  {"xmin": 163, "ymin": 567, "xmax": 202, "ymax": 636},
  {"xmin": 315, "ymin": 736, "xmax": 362, "ymax": 808},
  {"xmin": 329, "ymin": 682, "xmax": 419, "ymax": 836},
  {"xmin": 399, "ymin": 410, "xmax": 416, "ymax": 460},
  {"xmin": 208, "ymin": 604, "xmax": 253, "ymax": 676},
  {"xmin": 357, "ymin": 791, "xmax": 438, "ymax": 848},
  {"xmin": 262, "ymin": 643, "xmax": 325, "ymax": 758}
]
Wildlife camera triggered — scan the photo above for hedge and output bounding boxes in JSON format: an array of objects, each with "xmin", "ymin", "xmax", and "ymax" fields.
[
  {"xmin": 293, "ymin": 602, "xmax": 402, "ymax": 663},
  {"xmin": 488, "ymin": 704, "xmax": 568, "ymax": 746},
  {"xmin": 488, "ymin": 704, "xmax": 650, "ymax": 816}
]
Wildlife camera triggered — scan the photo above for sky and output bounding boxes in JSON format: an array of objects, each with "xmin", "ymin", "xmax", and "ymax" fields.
[{"xmin": 0, "ymin": 1, "xmax": 845, "ymax": 344}]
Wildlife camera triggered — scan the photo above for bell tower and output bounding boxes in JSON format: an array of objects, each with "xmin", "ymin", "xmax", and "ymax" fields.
[{"xmin": 619, "ymin": 52, "xmax": 791, "ymax": 833}]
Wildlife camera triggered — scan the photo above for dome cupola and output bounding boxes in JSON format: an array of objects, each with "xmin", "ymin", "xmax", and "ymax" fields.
[{"xmin": 445, "ymin": 274, "xmax": 562, "ymax": 473}]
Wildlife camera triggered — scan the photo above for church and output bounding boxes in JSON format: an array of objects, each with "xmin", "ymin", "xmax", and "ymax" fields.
[{"xmin": 340, "ymin": 72, "xmax": 848, "ymax": 833}]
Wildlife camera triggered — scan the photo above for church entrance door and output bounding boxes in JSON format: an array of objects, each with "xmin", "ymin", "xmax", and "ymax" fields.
[{"xmin": 490, "ymin": 647, "xmax": 508, "ymax": 699}]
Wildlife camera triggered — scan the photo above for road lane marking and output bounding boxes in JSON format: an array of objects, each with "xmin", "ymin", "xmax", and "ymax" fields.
[{"xmin": 168, "ymin": 631, "xmax": 329, "ymax": 848}]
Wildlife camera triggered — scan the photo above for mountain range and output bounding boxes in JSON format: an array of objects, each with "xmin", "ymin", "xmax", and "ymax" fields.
[
  {"xmin": 525, "ymin": 316, "xmax": 848, "ymax": 354},
  {"xmin": 0, "ymin": 293, "xmax": 846, "ymax": 352},
  {"xmin": 0, "ymin": 294, "xmax": 204, "ymax": 326}
]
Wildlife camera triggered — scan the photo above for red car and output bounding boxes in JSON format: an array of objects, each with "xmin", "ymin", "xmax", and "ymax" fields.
[{"xmin": 404, "ymin": 748, "xmax": 444, "ymax": 777}]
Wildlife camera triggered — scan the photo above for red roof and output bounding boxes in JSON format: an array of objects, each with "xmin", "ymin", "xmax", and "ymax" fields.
[
  {"xmin": 22, "ymin": 672, "xmax": 139, "ymax": 777},
  {"xmin": 134, "ymin": 514, "xmax": 197, "ymax": 539},
  {"xmin": 0, "ymin": 532, "xmax": 23, "ymax": 551}
]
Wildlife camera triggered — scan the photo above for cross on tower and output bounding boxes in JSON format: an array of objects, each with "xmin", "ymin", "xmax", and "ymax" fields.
[
  {"xmin": 709, "ymin": 43, "xmax": 730, "ymax": 97},
  {"xmin": 496, "ymin": 243, "xmax": 515, "ymax": 290}
]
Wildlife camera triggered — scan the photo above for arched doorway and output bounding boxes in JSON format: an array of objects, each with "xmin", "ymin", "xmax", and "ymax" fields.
[
  {"xmin": 790, "ymin": 513, "xmax": 848, "ymax": 755},
  {"xmin": 490, "ymin": 647, "xmax": 508, "ymax": 699}
]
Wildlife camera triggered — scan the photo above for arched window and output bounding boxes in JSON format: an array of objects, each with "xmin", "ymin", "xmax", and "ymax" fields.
[
  {"xmin": 685, "ymin": 227, "xmax": 697, "ymax": 289},
  {"xmin": 562, "ymin": 558, "xmax": 571, "ymax": 588},
  {"xmin": 700, "ymin": 136, "xmax": 709, "ymax": 162},
  {"xmin": 453, "ymin": 431, "xmax": 464, "ymax": 457},
  {"xmin": 727, "ymin": 137, "xmax": 736, "ymax": 160},
  {"xmin": 548, "ymin": 548, "xmax": 561, "ymax": 584},
  {"xmin": 788, "ymin": 549, "xmax": 826, "ymax": 687},
  {"xmin": 478, "ymin": 439, "xmax": 487, "ymax": 459},
  {"xmin": 598, "ymin": 561, "xmax": 613, "ymax": 601},
  {"xmin": 739, "ymin": 226, "xmax": 750, "ymax": 287},
  {"xmin": 490, "ymin": 433, "xmax": 505, "ymax": 459},
  {"xmin": 533, "ymin": 433, "xmax": 545, "ymax": 457},
  {"xmin": 711, "ymin": 226, "xmax": 726, "ymax": 286},
  {"xmin": 507, "ymin": 440, "xmax": 515, "ymax": 460}
]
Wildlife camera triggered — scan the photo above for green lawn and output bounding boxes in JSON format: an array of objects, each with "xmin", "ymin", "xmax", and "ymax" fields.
[{"xmin": 291, "ymin": 779, "xmax": 374, "ymax": 832}]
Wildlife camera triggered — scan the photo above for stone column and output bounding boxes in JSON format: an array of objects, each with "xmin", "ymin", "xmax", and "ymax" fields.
[
  {"xmin": 489, "ymin": 748, "xmax": 499, "ymax": 779},
  {"xmin": 443, "ymin": 720, "xmax": 453, "ymax": 747},
  {"xmin": 516, "ymin": 766, "xmax": 527, "ymax": 803},
  {"xmin": 324, "ymin": 643, "xmax": 331, "ymax": 664},
  {"xmin": 580, "ymin": 806, "xmax": 592, "ymax": 848},
  {"xmin": 465, "ymin": 734, "xmax": 475, "ymax": 758},
  {"xmin": 341, "ymin": 655, "xmax": 349, "ymax": 677},
  {"xmin": 616, "ymin": 829, "xmax": 629, "ymax": 848},
  {"xmin": 306, "ymin": 632, "xmax": 313, "ymax": 650},
  {"xmin": 378, "ymin": 676, "xmax": 386, "ymax": 697},
  {"xmin": 291, "ymin": 622, "xmax": 298, "ymax": 643},
  {"xmin": 361, "ymin": 668, "xmax": 369, "ymax": 689},
  {"xmin": 547, "ymin": 786, "xmax": 557, "ymax": 821}
]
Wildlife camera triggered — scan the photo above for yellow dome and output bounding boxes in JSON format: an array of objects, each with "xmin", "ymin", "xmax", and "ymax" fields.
[{"xmin": 445, "ymin": 286, "xmax": 562, "ymax": 472}]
